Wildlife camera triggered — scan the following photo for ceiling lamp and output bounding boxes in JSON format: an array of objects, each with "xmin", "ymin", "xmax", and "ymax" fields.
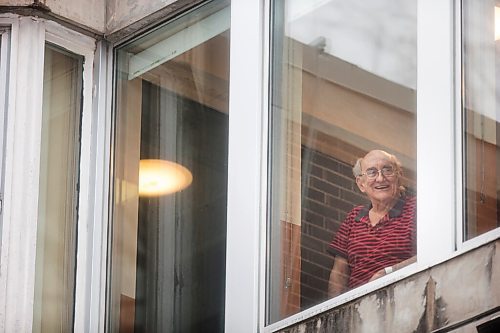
[{"xmin": 139, "ymin": 159, "xmax": 193, "ymax": 197}]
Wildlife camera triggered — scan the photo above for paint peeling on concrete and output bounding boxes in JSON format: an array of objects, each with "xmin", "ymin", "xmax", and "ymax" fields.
[
  {"xmin": 491, "ymin": 242, "xmax": 500, "ymax": 307},
  {"xmin": 486, "ymin": 243, "xmax": 495, "ymax": 283},
  {"xmin": 392, "ymin": 277, "xmax": 425, "ymax": 332},
  {"xmin": 413, "ymin": 277, "xmax": 448, "ymax": 333},
  {"xmin": 432, "ymin": 246, "xmax": 493, "ymax": 325},
  {"xmin": 278, "ymin": 240, "xmax": 499, "ymax": 333}
]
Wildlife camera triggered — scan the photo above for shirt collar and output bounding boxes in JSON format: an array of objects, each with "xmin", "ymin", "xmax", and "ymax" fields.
[{"xmin": 354, "ymin": 196, "xmax": 405, "ymax": 222}]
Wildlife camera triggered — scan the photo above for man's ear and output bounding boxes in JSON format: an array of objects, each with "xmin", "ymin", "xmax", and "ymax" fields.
[{"xmin": 356, "ymin": 177, "xmax": 366, "ymax": 193}]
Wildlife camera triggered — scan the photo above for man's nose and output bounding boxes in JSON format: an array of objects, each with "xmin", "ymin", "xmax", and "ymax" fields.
[{"xmin": 375, "ymin": 170, "xmax": 385, "ymax": 180}]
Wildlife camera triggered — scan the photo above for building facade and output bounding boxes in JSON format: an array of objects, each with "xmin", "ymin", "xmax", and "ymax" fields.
[{"xmin": 0, "ymin": 0, "xmax": 499, "ymax": 332}]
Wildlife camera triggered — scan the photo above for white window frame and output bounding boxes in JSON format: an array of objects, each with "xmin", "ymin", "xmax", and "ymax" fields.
[
  {"xmin": 225, "ymin": 0, "xmax": 265, "ymax": 332},
  {"xmin": 226, "ymin": 0, "xmax": 499, "ymax": 332},
  {"xmin": 454, "ymin": 0, "xmax": 500, "ymax": 253},
  {"xmin": 0, "ymin": 15, "xmax": 45, "ymax": 332},
  {"xmin": 0, "ymin": 14, "xmax": 110, "ymax": 332},
  {"xmin": 0, "ymin": 25, "xmax": 11, "ymax": 239}
]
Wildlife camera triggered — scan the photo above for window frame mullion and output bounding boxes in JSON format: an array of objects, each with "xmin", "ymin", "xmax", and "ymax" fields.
[
  {"xmin": 416, "ymin": 0, "xmax": 457, "ymax": 266},
  {"xmin": 0, "ymin": 15, "xmax": 46, "ymax": 331},
  {"xmin": 225, "ymin": 0, "xmax": 266, "ymax": 332}
]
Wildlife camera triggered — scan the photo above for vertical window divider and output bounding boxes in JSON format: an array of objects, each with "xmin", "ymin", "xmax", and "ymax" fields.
[
  {"xmin": 416, "ymin": 0, "xmax": 456, "ymax": 266},
  {"xmin": 225, "ymin": 0, "xmax": 265, "ymax": 332},
  {"xmin": 455, "ymin": 0, "xmax": 465, "ymax": 249},
  {"xmin": 0, "ymin": 26, "xmax": 11, "ymax": 222},
  {"xmin": 87, "ymin": 39, "xmax": 112, "ymax": 333},
  {"xmin": 260, "ymin": 0, "xmax": 272, "ymax": 331},
  {"xmin": 0, "ymin": 16, "xmax": 46, "ymax": 331}
]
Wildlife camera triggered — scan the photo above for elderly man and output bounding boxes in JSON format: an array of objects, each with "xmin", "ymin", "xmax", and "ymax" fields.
[{"xmin": 327, "ymin": 150, "xmax": 416, "ymax": 297}]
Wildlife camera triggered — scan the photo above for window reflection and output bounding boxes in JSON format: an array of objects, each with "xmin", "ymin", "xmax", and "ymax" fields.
[
  {"xmin": 462, "ymin": 0, "xmax": 500, "ymax": 240},
  {"xmin": 268, "ymin": 0, "xmax": 417, "ymax": 323},
  {"xmin": 109, "ymin": 1, "xmax": 230, "ymax": 332}
]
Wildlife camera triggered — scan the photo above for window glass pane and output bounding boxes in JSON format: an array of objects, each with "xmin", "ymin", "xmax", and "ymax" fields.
[
  {"xmin": 267, "ymin": 0, "xmax": 417, "ymax": 323},
  {"xmin": 33, "ymin": 44, "xmax": 83, "ymax": 332},
  {"xmin": 108, "ymin": 1, "xmax": 230, "ymax": 332},
  {"xmin": 462, "ymin": 0, "xmax": 500, "ymax": 240}
]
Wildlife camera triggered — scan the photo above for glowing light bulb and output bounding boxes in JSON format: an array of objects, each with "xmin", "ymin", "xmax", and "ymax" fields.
[{"xmin": 139, "ymin": 159, "xmax": 193, "ymax": 197}]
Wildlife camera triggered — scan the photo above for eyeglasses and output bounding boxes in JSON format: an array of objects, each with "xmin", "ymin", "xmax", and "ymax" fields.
[{"xmin": 359, "ymin": 166, "xmax": 396, "ymax": 179}]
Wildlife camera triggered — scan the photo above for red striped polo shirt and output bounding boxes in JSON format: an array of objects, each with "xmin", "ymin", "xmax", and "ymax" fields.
[{"xmin": 328, "ymin": 195, "xmax": 416, "ymax": 288}]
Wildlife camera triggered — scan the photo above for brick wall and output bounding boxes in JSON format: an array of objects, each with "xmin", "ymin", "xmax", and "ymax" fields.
[{"xmin": 300, "ymin": 146, "xmax": 369, "ymax": 309}]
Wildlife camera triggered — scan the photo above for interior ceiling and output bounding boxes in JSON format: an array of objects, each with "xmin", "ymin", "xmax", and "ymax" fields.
[{"xmin": 139, "ymin": 31, "xmax": 230, "ymax": 114}]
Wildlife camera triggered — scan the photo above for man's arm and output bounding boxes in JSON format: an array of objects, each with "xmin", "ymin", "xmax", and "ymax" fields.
[
  {"xmin": 328, "ymin": 256, "xmax": 350, "ymax": 297},
  {"xmin": 369, "ymin": 256, "xmax": 417, "ymax": 281}
]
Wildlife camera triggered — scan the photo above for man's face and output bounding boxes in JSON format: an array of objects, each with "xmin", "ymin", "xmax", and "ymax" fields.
[{"xmin": 356, "ymin": 151, "xmax": 400, "ymax": 205}]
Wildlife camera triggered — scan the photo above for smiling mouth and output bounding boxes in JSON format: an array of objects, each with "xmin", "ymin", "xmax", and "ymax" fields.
[{"xmin": 374, "ymin": 185, "xmax": 390, "ymax": 190}]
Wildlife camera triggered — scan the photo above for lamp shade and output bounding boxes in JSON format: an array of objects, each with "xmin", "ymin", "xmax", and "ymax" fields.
[{"xmin": 139, "ymin": 159, "xmax": 193, "ymax": 197}]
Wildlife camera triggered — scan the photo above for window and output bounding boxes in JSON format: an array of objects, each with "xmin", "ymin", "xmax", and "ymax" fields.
[
  {"xmin": 462, "ymin": 0, "xmax": 500, "ymax": 241},
  {"xmin": 32, "ymin": 43, "xmax": 83, "ymax": 332},
  {"xmin": 0, "ymin": 17, "xmax": 97, "ymax": 331},
  {"xmin": 267, "ymin": 0, "xmax": 417, "ymax": 324},
  {"xmin": 108, "ymin": 1, "xmax": 230, "ymax": 332}
]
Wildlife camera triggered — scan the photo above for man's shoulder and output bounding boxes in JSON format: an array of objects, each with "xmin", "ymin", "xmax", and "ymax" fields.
[
  {"xmin": 404, "ymin": 195, "xmax": 417, "ymax": 207},
  {"xmin": 346, "ymin": 204, "xmax": 368, "ymax": 222},
  {"xmin": 400, "ymin": 195, "xmax": 417, "ymax": 221}
]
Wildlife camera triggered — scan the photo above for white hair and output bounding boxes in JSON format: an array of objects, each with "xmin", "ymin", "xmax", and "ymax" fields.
[{"xmin": 352, "ymin": 150, "xmax": 402, "ymax": 177}]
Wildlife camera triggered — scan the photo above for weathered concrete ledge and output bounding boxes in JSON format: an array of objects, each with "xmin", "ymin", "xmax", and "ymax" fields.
[{"xmin": 280, "ymin": 239, "xmax": 500, "ymax": 333}]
